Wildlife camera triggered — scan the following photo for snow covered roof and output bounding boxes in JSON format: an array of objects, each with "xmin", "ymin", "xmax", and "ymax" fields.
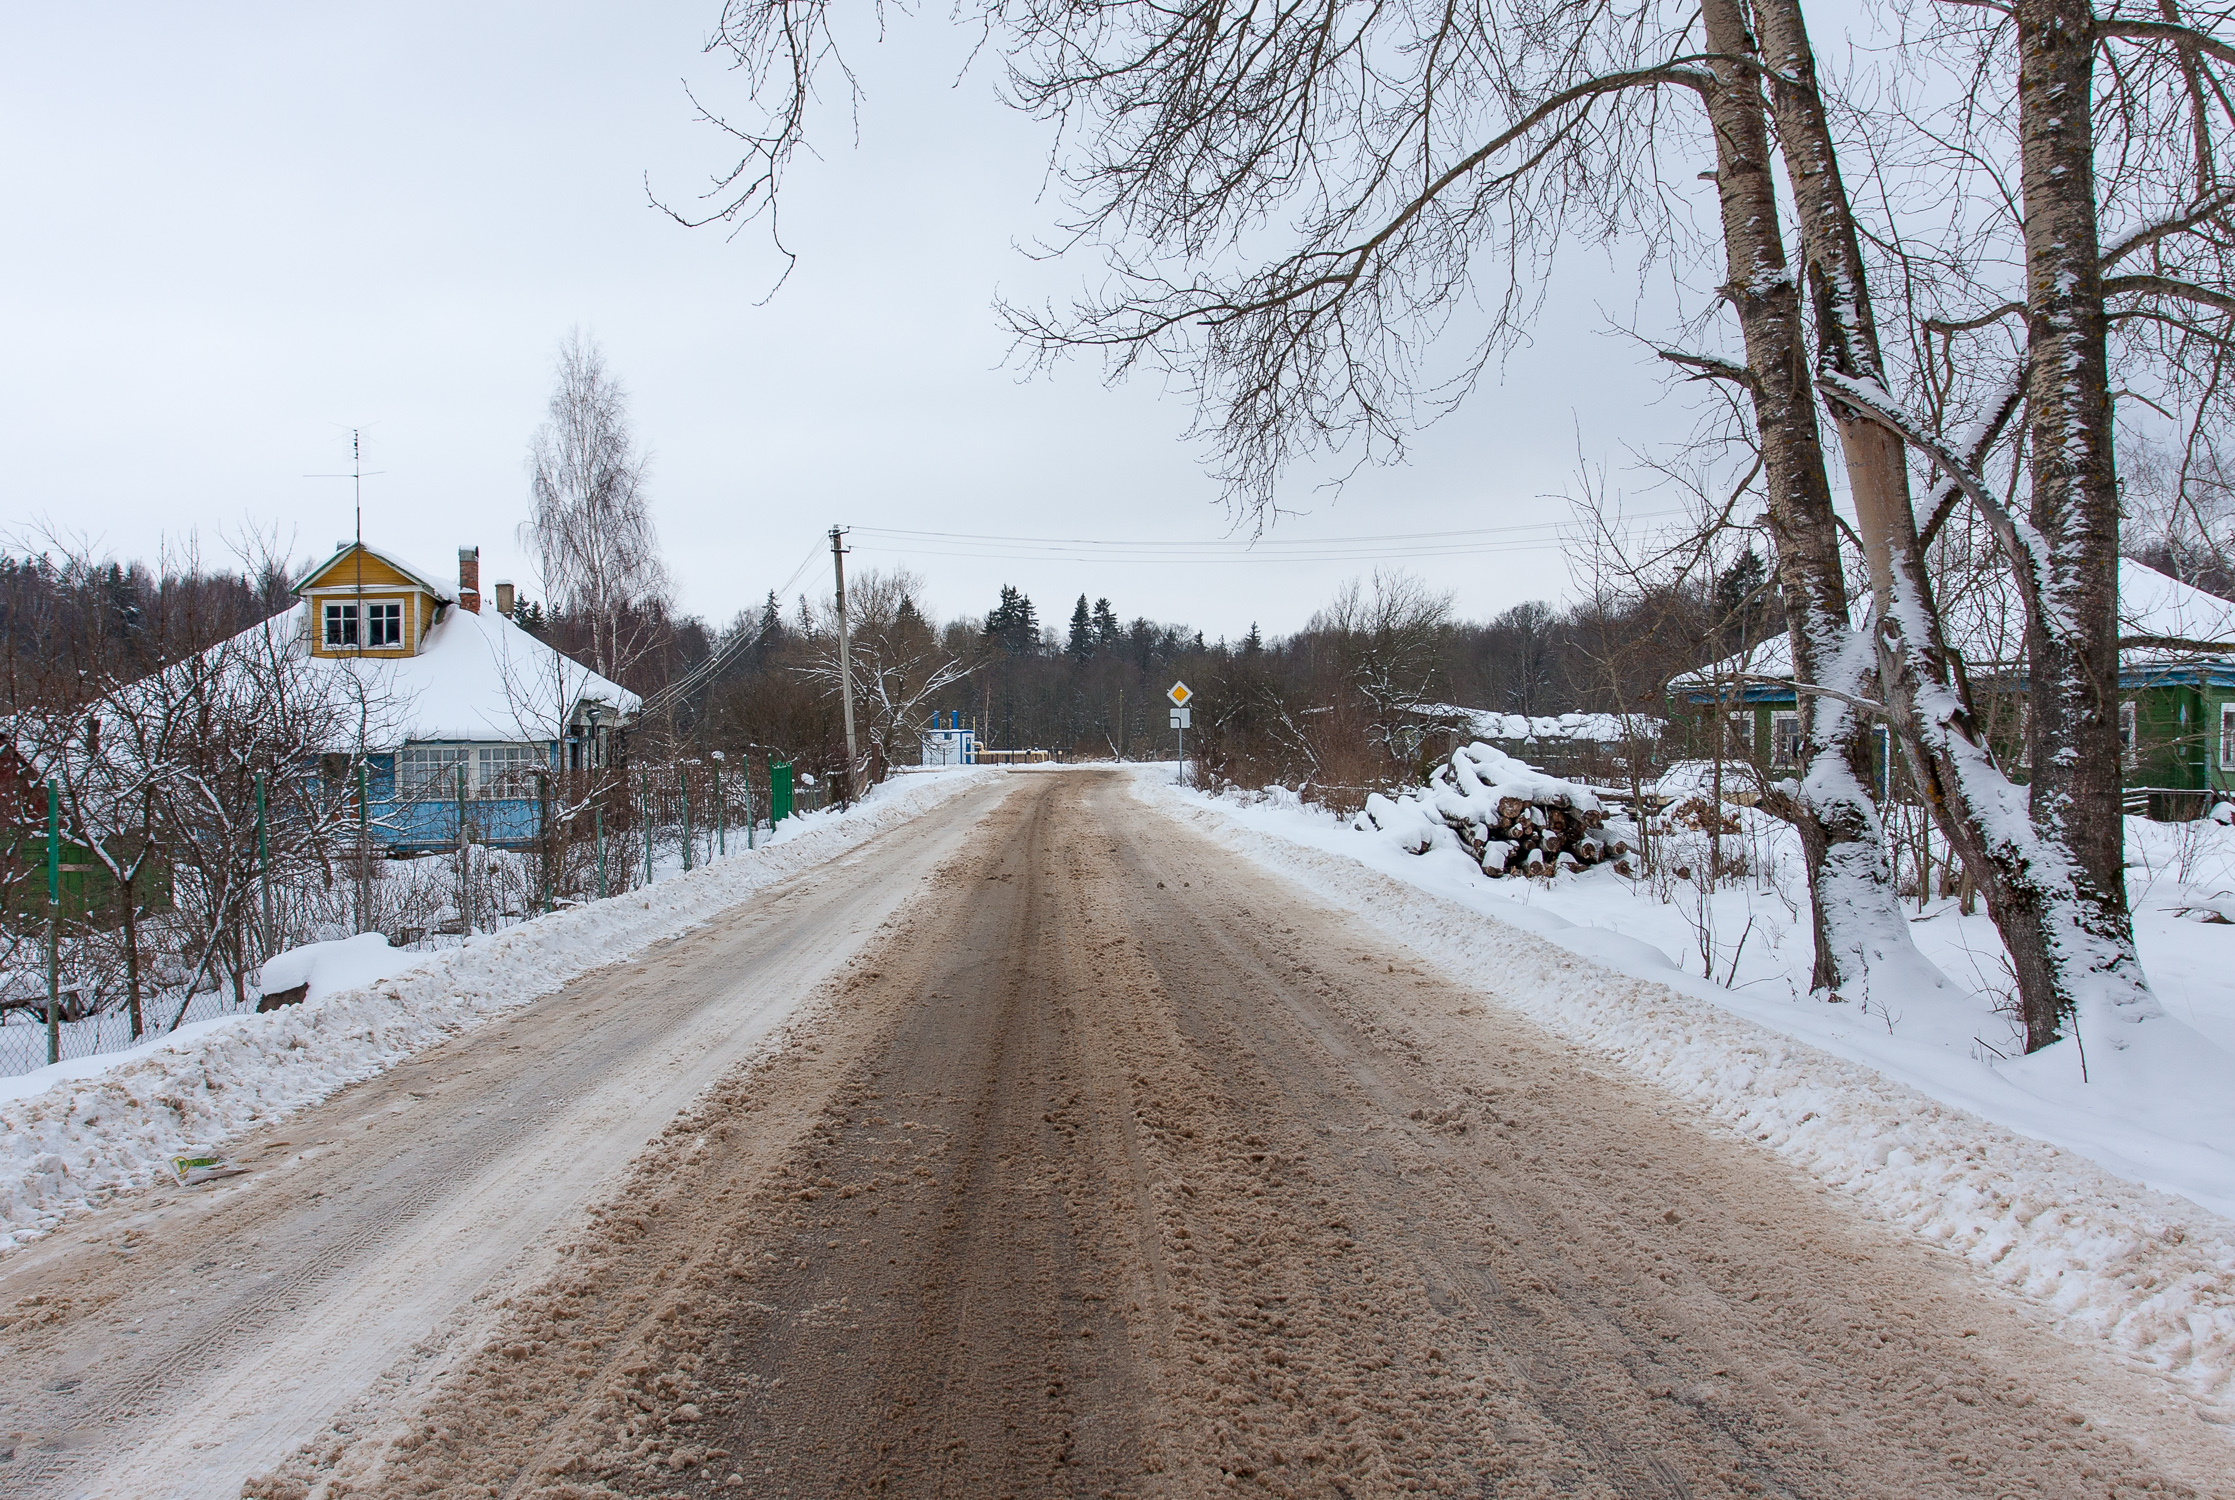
[
  {"xmin": 225, "ymin": 601, "xmax": 639, "ymax": 748},
  {"xmin": 291, "ymin": 543, "xmax": 453, "ymax": 601},
  {"xmin": 1668, "ymin": 559, "xmax": 2235, "ymax": 694},
  {"xmin": 1666, "ymin": 631, "xmax": 1803, "ymax": 695},
  {"xmin": 2119, "ymin": 560, "xmax": 2235, "ymax": 664}
]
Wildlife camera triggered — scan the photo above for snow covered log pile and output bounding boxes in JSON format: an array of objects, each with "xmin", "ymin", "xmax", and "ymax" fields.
[{"xmin": 1354, "ymin": 742, "xmax": 1635, "ymax": 878}]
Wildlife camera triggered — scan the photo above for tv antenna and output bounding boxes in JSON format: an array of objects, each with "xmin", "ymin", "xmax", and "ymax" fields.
[{"xmin": 307, "ymin": 427, "xmax": 387, "ymax": 658}]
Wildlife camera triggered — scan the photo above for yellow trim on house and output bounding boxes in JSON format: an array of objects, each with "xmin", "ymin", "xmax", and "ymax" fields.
[{"xmin": 300, "ymin": 544, "xmax": 448, "ymax": 659}]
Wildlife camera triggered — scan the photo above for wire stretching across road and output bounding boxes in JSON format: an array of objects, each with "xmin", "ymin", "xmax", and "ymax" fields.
[
  {"xmin": 848, "ymin": 511, "xmax": 1686, "ymax": 564},
  {"xmin": 636, "ymin": 538, "xmax": 824, "ymax": 717}
]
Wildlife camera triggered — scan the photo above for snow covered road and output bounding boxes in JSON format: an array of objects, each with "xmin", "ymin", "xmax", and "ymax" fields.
[
  {"xmin": 0, "ymin": 773, "xmax": 1018, "ymax": 1499},
  {"xmin": 281, "ymin": 771, "xmax": 2227, "ymax": 1499}
]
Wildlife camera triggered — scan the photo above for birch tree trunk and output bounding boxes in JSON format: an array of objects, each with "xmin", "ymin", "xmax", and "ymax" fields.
[
  {"xmin": 1696, "ymin": 0, "xmax": 1934, "ymax": 1002},
  {"xmin": 1759, "ymin": 0, "xmax": 2151, "ymax": 1051},
  {"xmin": 2014, "ymin": 0, "xmax": 2134, "ymax": 922}
]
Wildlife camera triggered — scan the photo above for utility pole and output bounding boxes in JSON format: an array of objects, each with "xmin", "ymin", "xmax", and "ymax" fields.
[{"xmin": 830, "ymin": 525, "xmax": 860, "ymax": 804}]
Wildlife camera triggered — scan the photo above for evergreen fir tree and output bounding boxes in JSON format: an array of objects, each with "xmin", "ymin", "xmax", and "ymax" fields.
[
  {"xmin": 984, "ymin": 585, "xmax": 1041, "ymax": 656},
  {"xmin": 1092, "ymin": 597, "xmax": 1120, "ymax": 649},
  {"xmin": 1067, "ymin": 595, "xmax": 1095, "ymax": 662}
]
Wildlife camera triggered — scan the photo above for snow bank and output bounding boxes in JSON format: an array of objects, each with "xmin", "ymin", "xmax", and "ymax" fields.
[
  {"xmin": 1140, "ymin": 770, "xmax": 2235, "ymax": 1406},
  {"xmin": 0, "ymin": 768, "xmax": 1001, "ymax": 1251},
  {"xmin": 258, "ymin": 933, "xmax": 428, "ymax": 1005}
]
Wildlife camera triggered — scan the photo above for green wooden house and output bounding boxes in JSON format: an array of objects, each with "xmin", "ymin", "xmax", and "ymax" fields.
[{"xmin": 1667, "ymin": 559, "xmax": 2235, "ymax": 818}]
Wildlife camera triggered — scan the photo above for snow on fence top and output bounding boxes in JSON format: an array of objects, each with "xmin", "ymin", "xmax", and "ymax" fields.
[{"xmin": 1407, "ymin": 703, "xmax": 1651, "ymax": 744}]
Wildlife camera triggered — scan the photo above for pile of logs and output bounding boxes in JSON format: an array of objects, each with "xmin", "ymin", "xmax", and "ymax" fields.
[
  {"xmin": 1359, "ymin": 741, "xmax": 1636, "ymax": 878},
  {"xmin": 1453, "ymin": 793, "xmax": 1633, "ymax": 879}
]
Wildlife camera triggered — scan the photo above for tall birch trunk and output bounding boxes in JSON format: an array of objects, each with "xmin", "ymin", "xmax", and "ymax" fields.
[
  {"xmin": 2009, "ymin": 0, "xmax": 2149, "ymax": 1036},
  {"xmin": 1697, "ymin": 0, "xmax": 1934, "ymax": 1002},
  {"xmin": 1757, "ymin": 0, "xmax": 2150, "ymax": 1051}
]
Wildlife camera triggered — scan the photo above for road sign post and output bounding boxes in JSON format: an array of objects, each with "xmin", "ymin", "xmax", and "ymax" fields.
[{"xmin": 1167, "ymin": 683, "xmax": 1193, "ymax": 784}]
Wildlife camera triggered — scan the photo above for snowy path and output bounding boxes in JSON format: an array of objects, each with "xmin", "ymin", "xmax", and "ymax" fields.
[
  {"xmin": 0, "ymin": 775, "xmax": 1018, "ymax": 1500},
  {"xmin": 271, "ymin": 772, "xmax": 2225, "ymax": 1499}
]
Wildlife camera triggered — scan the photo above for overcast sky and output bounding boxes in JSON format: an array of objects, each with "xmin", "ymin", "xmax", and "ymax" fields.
[{"xmin": 1, "ymin": 3, "xmax": 1711, "ymax": 640}]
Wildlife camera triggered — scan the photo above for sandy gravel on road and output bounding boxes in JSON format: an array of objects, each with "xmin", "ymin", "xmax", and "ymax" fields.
[
  {"xmin": 0, "ymin": 777, "xmax": 1018, "ymax": 1500},
  {"xmin": 347, "ymin": 770, "xmax": 2228, "ymax": 1500}
]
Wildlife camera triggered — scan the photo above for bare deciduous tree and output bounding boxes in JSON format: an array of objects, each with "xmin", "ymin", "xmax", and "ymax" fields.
[
  {"xmin": 523, "ymin": 331, "xmax": 671, "ymax": 684},
  {"xmin": 798, "ymin": 569, "xmax": 975, "ymax": 778}
]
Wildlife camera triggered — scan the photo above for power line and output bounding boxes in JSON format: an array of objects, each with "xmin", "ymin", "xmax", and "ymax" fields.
[
  {"xmin": 637, "ymin": 538, "xmax": 824, "ymax": 717},
  {"xmin": 846, "ymin": 510, "xmax": 1688, "ymax": 565}
]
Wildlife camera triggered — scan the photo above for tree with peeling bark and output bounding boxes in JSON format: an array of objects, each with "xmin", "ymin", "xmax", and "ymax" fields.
[
  {"xmin": 680, "ymin": 0, "xmax": 2235, "ymax": 1052},
  {"xmin": 1757, "ymin": 0, "xmax": 2235, "ymax": 1052}
]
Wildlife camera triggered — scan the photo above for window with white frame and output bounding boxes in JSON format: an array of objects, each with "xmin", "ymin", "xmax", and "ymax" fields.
[
  {"xmin": 366, "ymin": 600, "xmax": 402, "ymax": 647},
  {"xmin": 1771, "ymin": 711, "xmax": 1801, "ymax": 768},
  {"xmin": 397, "ymin": 743, "xmax": 548, "ymax": 800},
  {"xmin": 2221, "ymin": 703, "xmax": 2235, "ymax": 772},
  {"xmin": 2120, "ymin": 699, "xmax": 2138, "ymax": 769},
  {"xmin": 476, "ymin": 743, "xmax": 544, "ymax": 799},
  {"xmin": 397, "ymin": 745, "xmax": 469, "ymax": 800},
  {"xmin": 323, "ymin": 601, "xmax": 357, "ymax": 647}
]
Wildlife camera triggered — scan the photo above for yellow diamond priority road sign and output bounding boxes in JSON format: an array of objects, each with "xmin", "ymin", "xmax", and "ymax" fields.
[{"xmin": 1167, "ymin": 681, "xmax": 1193, "ymax": 708}]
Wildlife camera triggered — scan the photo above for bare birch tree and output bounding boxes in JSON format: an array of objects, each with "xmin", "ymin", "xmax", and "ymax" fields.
[{"xmin": 523, "ymin": 331, "xmax": 671, "ymax": 684}]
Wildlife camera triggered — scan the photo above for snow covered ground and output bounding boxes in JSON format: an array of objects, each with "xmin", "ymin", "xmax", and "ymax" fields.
[
  {"xmin": 0, "ymin": 768, "xmax": 1000, "ymax": 1251},
  {"xmin": 1140, "ymin": 764, "xmax": 2235, "ymax": 1406}
]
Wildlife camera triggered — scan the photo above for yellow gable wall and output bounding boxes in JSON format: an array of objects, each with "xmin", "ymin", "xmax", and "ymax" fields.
[
  {"xmin": 299, "ymin": 548, "xmax": 429, "ymax": 595},
  {"xmin": 301, "ymin": 547, "xmax": 446, "ymax": 657}
]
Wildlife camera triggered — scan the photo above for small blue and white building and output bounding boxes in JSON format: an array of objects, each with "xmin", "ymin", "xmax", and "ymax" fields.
[{"xmin": 919, "ymin": 711, "xmax": 977, "ymax": 767}]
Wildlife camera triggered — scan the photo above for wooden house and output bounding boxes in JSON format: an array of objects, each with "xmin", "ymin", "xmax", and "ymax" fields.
[
  {"xmin": 285, "ymin": 542, "xmax": 640, "ymax": 853},
  {"xmin": 1666, "ymin": 559, "xmax": 2235, "ymax": 818}
]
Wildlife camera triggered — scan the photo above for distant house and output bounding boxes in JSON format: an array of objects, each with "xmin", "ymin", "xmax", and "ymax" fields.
[
  {"xmin": 283, "ymin": 541, "xmax": 639, "ymax": 852},
  {"xmin": 1666, "ymin": 559, "xmax": 2235, "ymax": 816}
]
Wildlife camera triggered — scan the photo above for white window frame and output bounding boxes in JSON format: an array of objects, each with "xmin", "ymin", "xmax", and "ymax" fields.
[
  {"xmin": 1770, "ymin": 711, "xmax": 1802, "ymax": 769},
  {"xmin": 397, "ymin": 745, "xmax": 469, "ymax": 801},
  {"xmin": 365, "ymin": 599, "xmax": 403, "ymax": 647},
  {"xmin": 396, "ymin": 743, "xmax": 550, "ymax": 801},
  {"xmin": 1726, "ymin": 710, "xmax": 1754, "ymax": 759},
  {"xmin": 476, "ymin": 744, "xmax": 544, "ymax": 800},
  {"xmin": 2120, "ymin": 699, "xmax": 2138, "ymax": 770},
  {"xmin": 2220, "ymin": 702, "xmax": 2235, "ymax": 773},
  {"xmin": 323, "ymin": 601, "xmax": 358, "ymax": 647}
]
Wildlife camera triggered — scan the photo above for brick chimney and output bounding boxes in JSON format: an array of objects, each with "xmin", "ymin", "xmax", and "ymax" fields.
[
  {"xmin": 494, "ymin": 579, "xmax": 515, "ymax": 617},
  {"xmin": 457, "ymin": 546, "xmax": 481, "ymax": 614}
]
